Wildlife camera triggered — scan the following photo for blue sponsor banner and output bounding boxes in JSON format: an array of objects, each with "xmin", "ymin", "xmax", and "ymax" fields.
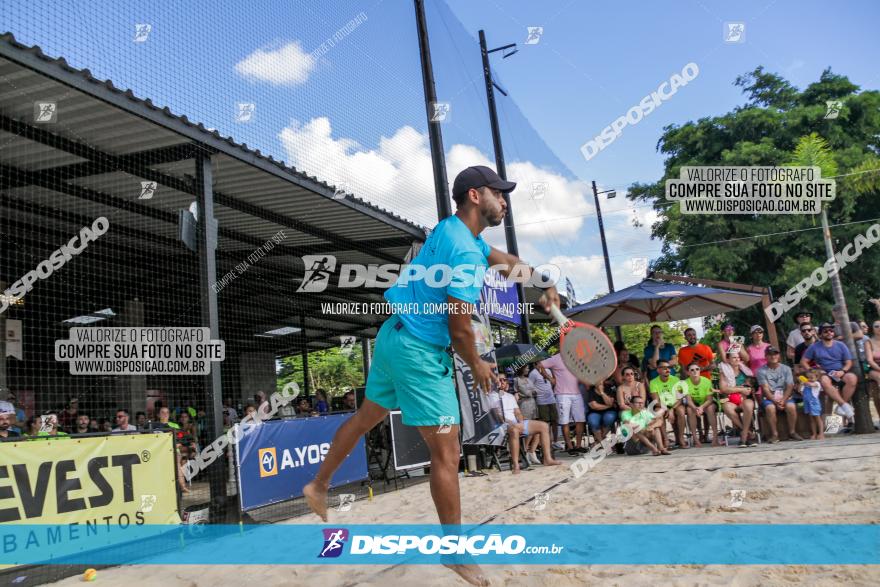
[
  {"xmin": 236, "ymin": 414, "xmax": 368, "ymax": 511},
  {"xmin": 3, "ymin": 524, "xmax": 879, "ymax": 565},
  {"xmin": 479, "ymin": 269, "xmax": 521, "ymax": 325}
]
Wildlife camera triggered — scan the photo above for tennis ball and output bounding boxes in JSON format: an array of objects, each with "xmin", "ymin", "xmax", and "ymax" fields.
[{"xmin": 83, "ymin": 569, "xmax": 97, "ymax": 582}]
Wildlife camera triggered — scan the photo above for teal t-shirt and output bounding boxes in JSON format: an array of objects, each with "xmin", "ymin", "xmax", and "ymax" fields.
[{"xmin": 385, "ymin": 216, "xmax": 491, "ymax": 346}]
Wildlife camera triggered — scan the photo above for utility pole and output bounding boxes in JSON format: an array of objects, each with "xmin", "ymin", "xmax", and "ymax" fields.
[
  {"xmin": 414, "ymin": 0, "xmax": 451, "ymax": 220},
  {"xmin": 592, "ymin": 180, "xmax": 623, "ymax": 342},
  {"xmin": 479, "ymin": 29, "xmax": 530, "ymax": 344},
  {"xmin": 820, "ymin": 206, "xmax": 872, "ymax": 434}
]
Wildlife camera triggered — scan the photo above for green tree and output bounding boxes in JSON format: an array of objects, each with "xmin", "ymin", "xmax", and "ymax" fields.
[
  {"xmin": 277, "ymin": 344, "xmax": 366, "ymax": 397},
  {"xmin": 628, "ymin": 66, "xmax": 880, "ymax": 336}
]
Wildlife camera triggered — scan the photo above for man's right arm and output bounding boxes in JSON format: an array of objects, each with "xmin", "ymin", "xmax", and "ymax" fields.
[{"xmin": 447, "ymin": 296, "xmax": 497, "ymax": 393}]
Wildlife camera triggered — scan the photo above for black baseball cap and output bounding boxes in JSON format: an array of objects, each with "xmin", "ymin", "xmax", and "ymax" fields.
[
  {"xmin": 452, "ymin": 165, "xmax": 516, "ymax": 203},
  {"xmin": 765, "ymin": 346, "xmax": 780, "ymax": 355}
]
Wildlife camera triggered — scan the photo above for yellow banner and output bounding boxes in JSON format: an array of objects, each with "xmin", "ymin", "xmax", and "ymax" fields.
[{"xmin": 0, "ymin": 433, "xmax": 180, "ymax": 527}]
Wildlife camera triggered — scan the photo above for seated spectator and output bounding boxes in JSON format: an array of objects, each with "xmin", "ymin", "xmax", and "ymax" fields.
[
  {"xmin": 719, "ymin": 352, "xmax": 757, "ymax": 447},
  {"xmin": 643, "ymin": 324, "xmax": 678, "ymax": 380},
  {"xmin": 100, "ymin": 419, "xmax": 113, "ymax": 433},
  {"xmin": 178, "ymin": 412, "xmax": 199, "ymax": 452},
  {"xmin": 314, "ymin": 389, "xmax": 330, "ymax": 414},
  {"xmin": 343, "ymin": 391, "xmax": 357, "ymax": 411},
  {"xmin": 785, "ymin": 311, "xmax": 813, "ymax": 363},
  {"xmin": 24, "ymin": 416, "xmax": 41, "ymax": 437},
  {"xmin": 746, "ymin": 325, "xmax": 770, "ymax": 373},
  {"xmin": 718, "ymin": 323, "xmax": 749, "ymax": 365},
  {"xmin": 801, "ymin": 368, "xmax": 825, "ymax": 440},
  {"xmin": 586, "ymin": 382, "xmax": 617, "ymax": 444},
  {"xmin": 620, "ymin": 396, "xmax": 668, "ymax": 456},
  {"xmin": 864, "ymin": 319, "xmax": 880, "ymax": 420},
  {"xmin": 756, "ymin": 346, "xmax": 801, "ymax": 443},
  {"xmin": 153, "ymin": 406, "xmax": 180, "ymax": 431},
  {"xmin": 135, "ymin": 411, "xmax": 147, "ymax": 430},
  {"xmin": 612, "ymin": 341, "xmax": 641, "ymax": 385},
  {"xmin": 37, "ymin": 413, "xmax": 69, "ymax": 439},
  {"xmin": 177, "ymin": 446, "xmax": 191, "ymax": 494},
  {"xmin": 678, "ymin": 328, "xmax": 715, "ymax": 378},
  {"xmin": 491, "ymin": 378, "xmax": 561, "ymax": 472},
  {"xmin": 112, "ymin": 409, "xmax": 138, "ymax": 433},
  {"xmin": 800, "ymin": 323, "xmax": 856, "ymax": 419},
  {"xmin": 794, "ymin": 323, "xmax": 819, "ymax": 374},
  {"xmin": 513, "ymin": 365, "xmax": 538, "ymax": 421},
  {"xmin": 88, "ymin": 419, "xmax": 100, "ymax": 432},
  {"xmin": 616, "ymin": 366, "xmax": 645, "ymax": 412},
  {"xmin": 680, "ymin": 362, "xmax": 719, "ymax": 447},
  {"xmin": 295, "ymin": 397, "xmax": 313, "ymax": 417},
  {"xmin": 0, "ymin": 410, "xmax": 20, "ymax": 439},
  {"xmin": 74, "ymin": 413, "xmax": 91, "ymax": 435},
  {"xmin": 648, "ymin": 360, "xmax": 683, "ymax": 449}
]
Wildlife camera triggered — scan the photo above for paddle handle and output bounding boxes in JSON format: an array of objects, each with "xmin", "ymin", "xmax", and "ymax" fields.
[{"xmin": 548, "ymin": 304, "xmax": 569, "ymax": 327}]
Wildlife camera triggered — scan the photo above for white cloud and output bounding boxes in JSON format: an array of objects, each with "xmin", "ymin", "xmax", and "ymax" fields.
[
  {"xmin": 277, "ymin": 117, "xmax": 592, "ymax": 239},
  {"xmin": 235, "ymin": 41, "xmax": 316, "ymax": 86}
]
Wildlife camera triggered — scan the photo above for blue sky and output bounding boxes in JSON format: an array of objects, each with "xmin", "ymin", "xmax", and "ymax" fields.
[{"xmin": 3, "ymin": 0, "xmax": 878, "ymax": 305}]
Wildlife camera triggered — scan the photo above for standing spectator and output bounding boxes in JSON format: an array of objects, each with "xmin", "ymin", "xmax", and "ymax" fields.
[
  {"xmin": 794, "ymin": 323, "xmax": 819, "ymax": 374},
  {"xmin": 864, "ymin": 319, "xmax": 880, "ymax": 420},
  {"xmin": 616, "ymin": 366, "xmax": 646, "ymax": 412},
  {"xmin": 612, "ymin": 341, "xmax": 641, "ymax": 385},
  {"xmin": 746, "ymin": 325, "xmax": 771, "ymax": 373},
  {"xmin": 541, "ymin": 352, "xmax": 587, "ymax": 456},
  {"xmin": 59, "ymin": 398, "xmax": 79, "ymax": 433},
  {"xmin": 529, "ymin": 363, "xmax": 559, "ymax": 447},
  {"xmin": 643, "ymin": 324, "xmax": 678, "ymax": 380},
  {"xmin": 135, "ymin": 411, "xmax": 147, "ymax": 430},
  {"xmin": 74, "ymin": 413, "xmax": 91, "ymax": 435},
  {"xmin": 719, "ymin": 352, "xmax": 757, "ymax": 447},
  {"xmin": 680, "ymin": 362, "xmax": 719, "ymax": 447},
  {"xmin": 801, "ymin": 323, "xmax": 856, "ymax": 419},
  {"xmin": 586, "ymin": 382, "xmax": 617, "ymax": 444},
  {"xmin": 785, "ymin": 311, "xmax": 813, "ymax": 362},
  {"xmin": 0, "ymin": 410, "xmax": 20, "ymax": 439},
  {"xmin": 717, "ymin": 323, "xmax": 749, "ymax": 365},
  {"xmin": 222, "ymin": 399, "xmax": 239, "ymax": 425},
  {"xmin": 678, "ymin": 327, "xmax": 715, "ymax": 378},
  {"xmin": 831, "ymin": 305, "xmax": 861, "ymax": 342},
  {"xmin": 756, "ymin": 347, "xmax": 800, "ymax": 443},
  {"xmin": 801, "ymin": 368, "xmax": 825, "ymax": 440},
  {"xmin": 859, "ymin": 320, "xmax": 869, "ymax": 336},
  {"xmin": 112, "ymin": 409, "xmax": 137, "ymax": 433},
  {"xmin": 513, "ymin": 365, "xmax": 538, "ymax": 420},
  {"xmin": 648, "ymin": 360, "xmax": 683, "ymax": 449},
  {"xmin": 620, "ymin": 396, "xmax": 668, "ymax": 456}
]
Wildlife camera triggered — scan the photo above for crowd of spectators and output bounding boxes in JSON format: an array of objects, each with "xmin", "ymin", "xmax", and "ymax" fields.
[{"xmin": 499, "ymin": 306, "xmax": 880, "ymax": 463}]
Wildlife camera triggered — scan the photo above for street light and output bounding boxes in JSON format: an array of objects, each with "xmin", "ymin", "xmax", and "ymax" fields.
[
  {"xmin": 592, "ymin": 180, "xmax": 623, "ymax": 342},
  {"xmin": 479, "ymin": 30, "xmax": 530, "ymax": 344}
]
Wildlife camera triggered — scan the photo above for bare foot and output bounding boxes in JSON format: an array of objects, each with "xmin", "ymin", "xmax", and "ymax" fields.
[
  {"xmin": 511, "ymin": 467, "xmax": 521, "ymax": 475},
  {"xmin": 443, "ymin": 563, "xmax": 490, "ymax": 586},
  {"xmin": 679, "ymin": 443, "xmax": 690, "ymax": 449},
  {"xmin": 660, "ymin": 449, "xmax": 672, "ymax": 455},
  {"xmin": 303, "ymin": 480, "xmax": 328, "ymax": 522},
  {"xmin": 694, "ymin": 441, "xmax": 703, "ymax": 448},
  {"xmin": 712, "ymin": 439, "xmax": 722, "ymax": 447},
  {"xmin": 817, "ymin": 433, "xmax": 825, "ymax": 440},
  {"xmin": 542, "ymin": 458, "xmax": 562, "ymax": 466}
]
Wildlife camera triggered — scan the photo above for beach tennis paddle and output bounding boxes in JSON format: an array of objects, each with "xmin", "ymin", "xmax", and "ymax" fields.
[{"xmin": 547, "ymin": 304, "xmax": 617, "ymax": 385}]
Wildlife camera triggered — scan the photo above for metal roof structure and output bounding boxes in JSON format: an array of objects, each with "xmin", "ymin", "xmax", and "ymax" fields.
[{"xmin": 0, "ymin": 32, "xmax": 428, "ymax": 354}]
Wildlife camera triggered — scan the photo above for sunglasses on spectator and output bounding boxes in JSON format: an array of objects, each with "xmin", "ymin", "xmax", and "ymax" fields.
[
  {"xmin": 801, "ymin": 327, "xmax": 814, "ymax": 332},
  {"xmin": 688, "ymin": 368, "xmax": 701, "ymax": 373}
]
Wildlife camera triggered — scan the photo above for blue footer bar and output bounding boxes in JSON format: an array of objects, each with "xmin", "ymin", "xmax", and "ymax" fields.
[{"xmin": 2, "ymin": 524, "xmax": 878, "ymax": 565}]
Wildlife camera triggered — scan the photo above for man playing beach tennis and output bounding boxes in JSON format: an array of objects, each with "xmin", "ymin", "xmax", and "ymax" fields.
[{"xmin": 304, "ymin": 165, "xmax": 560, "ymax": 586}]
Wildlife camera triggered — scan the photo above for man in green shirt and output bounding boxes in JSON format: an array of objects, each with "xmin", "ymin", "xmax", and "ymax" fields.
[
  {"xmin": 680, "ymin": 362, "xmax": 720, "ymax": 447},
  {"xmin": 648, "ymin": 360, "xmax": 682, "ymax": 450},
  {"xmin": 35, "ymin": 413, "xmax": 69, "ymax": 439},
  {"xmin": 620, "ymin": 396, "xmax": 667, "ymax": 455}
]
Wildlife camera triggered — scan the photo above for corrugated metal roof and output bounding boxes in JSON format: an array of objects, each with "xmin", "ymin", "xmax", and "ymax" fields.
[{"xmin": 0, "ymin": 31, "xmax": 428, "ymax": 243}]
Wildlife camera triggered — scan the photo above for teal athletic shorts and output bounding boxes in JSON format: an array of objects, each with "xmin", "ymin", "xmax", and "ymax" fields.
[{"xmin": 365, "ymin": 314, "xmax": 459, "ymax": 427}]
